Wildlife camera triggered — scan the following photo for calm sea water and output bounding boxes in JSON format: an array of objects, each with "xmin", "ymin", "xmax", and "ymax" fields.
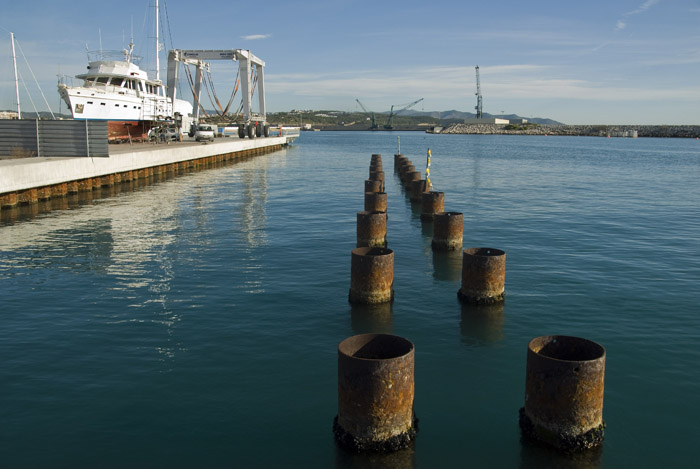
[{"xmin": 1, "ymin": 132, "xmax": 699, "ymax": 468}]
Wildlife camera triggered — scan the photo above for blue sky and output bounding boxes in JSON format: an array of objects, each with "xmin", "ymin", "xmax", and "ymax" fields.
[{"xmin": 2, "ymin": 0, "xmax": 699, "ymax": 124}]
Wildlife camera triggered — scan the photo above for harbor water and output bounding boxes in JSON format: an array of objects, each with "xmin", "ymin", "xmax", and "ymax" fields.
[{"xmin": 1, "ymin": 132, "xmax": 699, "ymax": 467}]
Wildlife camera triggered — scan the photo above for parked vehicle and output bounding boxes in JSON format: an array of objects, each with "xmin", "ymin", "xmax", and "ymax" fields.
[{"xmin": 195, "ymin": 124, "xmax": 216, "ymax": 142}]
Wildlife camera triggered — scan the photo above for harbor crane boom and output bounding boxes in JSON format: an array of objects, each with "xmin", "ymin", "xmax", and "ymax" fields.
[
  {"xmin": 384, "ymin": 97, "xmax": 424, "ymax": 130},
  {"xmin": 355, "ymin": 98, "xmax": 378, "ymax": 130},
  {"xmin": 475, "ymin": 65, "xmax": 483, "ymax": 119}
]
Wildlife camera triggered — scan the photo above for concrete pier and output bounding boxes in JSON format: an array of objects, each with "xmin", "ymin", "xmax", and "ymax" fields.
[{"xmin": 1, "ymin": 136, "xmax": 293, "ymax": 208}]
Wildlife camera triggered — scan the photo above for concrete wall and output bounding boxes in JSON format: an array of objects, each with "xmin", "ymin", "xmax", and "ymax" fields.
[{"xmin": 0, "ymin": 137, "xmax": 287, "ymax": 206}]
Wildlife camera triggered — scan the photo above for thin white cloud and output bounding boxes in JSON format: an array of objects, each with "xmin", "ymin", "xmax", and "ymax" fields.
[
  {"xmin": 241, "ymin": 34, "xmax": 270, "ymax": 40},
  {"xmin": 266, "ymin": 63, "xmax": 700, "ymax": 108},
  {"xmin": 615, "ymin": 0, "xmax": 660, "ymax": 30}
]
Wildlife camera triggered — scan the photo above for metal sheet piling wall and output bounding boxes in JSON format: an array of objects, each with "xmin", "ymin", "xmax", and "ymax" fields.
[{"xmin": 0, "ymin": 120, "xmax": 108, "ymax": 158}]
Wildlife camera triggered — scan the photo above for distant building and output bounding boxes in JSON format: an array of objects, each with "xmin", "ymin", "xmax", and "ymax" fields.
[
  {"xmin": 0, "ymin": 111, "xmax": 19, "ymax": 119},
  {"xmin": 464, "ymin": 117, "xmax": 510, "ymax": 125}
]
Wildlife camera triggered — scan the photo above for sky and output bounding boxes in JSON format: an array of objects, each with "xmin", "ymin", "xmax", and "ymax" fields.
[{"xmin": 1, "ymin": 0, "xmax": 699, "ymax": 125}]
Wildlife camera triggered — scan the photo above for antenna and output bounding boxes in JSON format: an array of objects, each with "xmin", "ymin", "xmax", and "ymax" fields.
[{"xmin": 475, "ymin": 65, "xmax": 483, "ymax": 119}]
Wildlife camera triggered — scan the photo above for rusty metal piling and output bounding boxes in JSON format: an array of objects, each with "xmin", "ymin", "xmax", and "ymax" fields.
[
  {"xmin": 356, "ymin": 211, "xmax": 387, "ymax": 248},
  {"xmin": 334, "ymin": 333, "xmax": 417, "ymax": 452},
  {"xmin": 432, "ymin": 212, "xmax": 463, "ymax": 251},
  {"xmin": 364, "ymin": 191, "xmax": 388, "ymax": 213},
  {"xmin": 519, "ymin": 335, "xmax": 606, "ymax": 452},
  {"xmin": 420, "ymin": 191, "xmax": 444, "ymax": 221},
  {"xmin": 457, "ymin": 247, "xmax": 506, "ymax": 304},
  {"xmin": 349, "ymin": 247, "xmax": 394, "ymax": 304}
]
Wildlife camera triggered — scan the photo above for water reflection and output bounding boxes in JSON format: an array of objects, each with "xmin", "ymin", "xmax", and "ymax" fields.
[
  {"xmin": 334, "ymin": 443, "xmax": 415, "ymax": 469},
  {"xmin": 460, "ymin": 301, "xmax": 505, "ymax": 345},
  {"xmin": 350, "ymin": 302, "xmax": 393, "ymax": 335},
  {"xmin": 519, "ymin": 438, "xmax": 603, "ymax": 469},
  {"xmin": 432, "ymin": 249, "xmax": 462, "ymax": 282}
]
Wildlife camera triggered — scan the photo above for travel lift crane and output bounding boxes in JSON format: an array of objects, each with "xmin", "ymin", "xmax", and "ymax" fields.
[
  {"xmin": 384, "ymin": 98, "xmax": 424, "ymax": 130},
  {"xmin": 355, "ymin": 98, "xmax": 379, "ymax": 130},
  {"xmin": 166, "ymin": 49, "xmax": 269, "ymax": 138}
]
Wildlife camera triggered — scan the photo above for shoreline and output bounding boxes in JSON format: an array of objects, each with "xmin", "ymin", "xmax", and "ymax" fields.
[{"xmin": 438, "ymin": 123, "xmax": 700, "ymax": 138}]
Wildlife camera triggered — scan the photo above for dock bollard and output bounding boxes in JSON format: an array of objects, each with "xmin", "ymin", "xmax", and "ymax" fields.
[
  {"xmin": 432, "ymin": 212, "xmax": 463, "ymax": 251},
  {"xmin": 409, "ymin": 179, "xmax": 428, "ymax": 202},
  {"xmin": 356, "ymin": 211, "xmax": 387, "ymax": 248},
  {"xmin": 364, "ymin": 179, "xmax": 383, "ymax": 193},
  {"xmin": 349, "ymin": 247, "xmax": 394, "ymax": 304},
  {"xmin": 334, "ymin": 333, "xmax": 417, "ymax": 452},
  {"xmin": 364, "ymin": 191, "xmax": 388, "ymax": 213},
  {"xmin": 457, "ymin": 248, "xmax": 505, "ymax": 304},
  {"xmin": 420, "ymin": 191, "xmax": 444, "ymax": 221},
  {"xmin": 519, "ymin": 335, "xmax": 606, "ymax": 451}
]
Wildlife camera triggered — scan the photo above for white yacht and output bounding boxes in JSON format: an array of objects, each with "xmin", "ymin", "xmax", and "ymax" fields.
[{"xmin": 58, "ymin": 43, "xmax": 193, "ymax": 141}]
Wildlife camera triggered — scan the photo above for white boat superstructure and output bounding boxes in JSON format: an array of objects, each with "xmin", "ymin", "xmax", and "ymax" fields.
[
  {"xmin": 57, "ymin": 0, "xmax": 193, "ymax": 141},
  {"xmin": 58, "ymin": 45, "xmax": 193, "ymax": 138}
]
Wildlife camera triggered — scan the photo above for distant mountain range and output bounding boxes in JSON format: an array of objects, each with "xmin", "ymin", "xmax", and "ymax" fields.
[{"xmin": 397, "ymin": 109, "xmax": 563, "ymax": 125}]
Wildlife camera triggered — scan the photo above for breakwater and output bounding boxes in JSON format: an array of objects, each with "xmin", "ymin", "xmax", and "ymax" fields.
[{"xmin": 439, "ymin": 123, "xmax": 700, "ymax": 138}]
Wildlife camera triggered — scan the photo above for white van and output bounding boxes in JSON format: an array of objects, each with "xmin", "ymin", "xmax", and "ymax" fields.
[{"xmin": 195, "ymin": 124, "xmax": 215, "ymax": 142}]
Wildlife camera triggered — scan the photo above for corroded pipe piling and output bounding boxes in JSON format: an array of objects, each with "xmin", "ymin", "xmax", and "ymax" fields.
[
  {"xmin": 409, "ymin": 179, "xmax": 428, "ymax": 202},
  {"xmin": 371, "ymin": 153, "xmax": 382, "ymax": 164},
  {"xmin": 394, "ymin": 153, "xmax": 404, "ymax": 170},
  {"xmin": 369, "ymin": 164, "xmax": 383, "ymax": 175},
  {"xmin": 404, "ymin": 171, "xmax": 421, "ymax": 189},
  {"xmin": 431, "ymin": 212, "xmax": 463, "ymax": 251},
  {"xmin": 398, "ymin": 160, "xmax": 412, "ymax": 179},
  {"xmin": 334, "ymin": 333, "xmax": 417, "ymax": 452},
  {"xmin": 396, "ymin": 156, "xmax": 408, "ymax": 172},
  {"xmin": 357, "ymin": 211, "xmax": 387, "ymax": 248},
  {"xmin": 519, "ymin": 335, "xmax": 606, "ymax": 452},
  {"xmin": 457, "ymin": 247, "xmax": 506, "ymax": 304},
  {"xmin": 401, "ymin": 165, "xmax": 415, "ymax": 184},
  {"xmin": 420, "ymin": 191, "xmax": 444, "ymax": 221},
  {"xmin": 365, "ymin": 179, "xmax": 383, "ymax": 193},
  {"xmin": 369, "ymin": 170, "xmax": 385, "ymax": 191},
  {"xmin": 349, "ymin": 247, "xmax": 394, "ymax": 304},
  {"xmin": 364, "ymin": 191, "xmax": 388, "ymax": 213}
]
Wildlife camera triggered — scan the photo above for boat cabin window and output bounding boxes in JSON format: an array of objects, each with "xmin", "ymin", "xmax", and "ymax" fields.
[
  {"xmin": 138, "ymin": 82, "xmax": 144, "ymax": 92},
  {"xmin": 96, "ymin": 77, "xmax": 109, "ymax": 84},
  {"xmin": 110, "ymin": 77, "xmax": 124, "ymax": 87}
]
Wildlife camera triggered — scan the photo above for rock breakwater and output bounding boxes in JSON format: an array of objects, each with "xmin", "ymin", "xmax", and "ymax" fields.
[{"xmin": 439, "ymin": 124, "xmax": 700, "ymax": 138}]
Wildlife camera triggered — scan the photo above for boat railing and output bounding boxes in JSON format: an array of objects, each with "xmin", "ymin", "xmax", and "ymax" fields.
[{"xmin": 87, "ymin": 50, "xmax": 143, "ymax": 64}]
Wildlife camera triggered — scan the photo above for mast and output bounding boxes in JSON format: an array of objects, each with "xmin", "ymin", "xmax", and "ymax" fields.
[
  {"xmin": 155, "ymin": 0, "xmax": 160, "ymax": 83},
  {"xmin": 475, "ymin": 65, "xmax": 483, "ymax": 119},
  {"xmin": 11, "ymin": 32, "xmax": 21, "ymax": 118}
]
